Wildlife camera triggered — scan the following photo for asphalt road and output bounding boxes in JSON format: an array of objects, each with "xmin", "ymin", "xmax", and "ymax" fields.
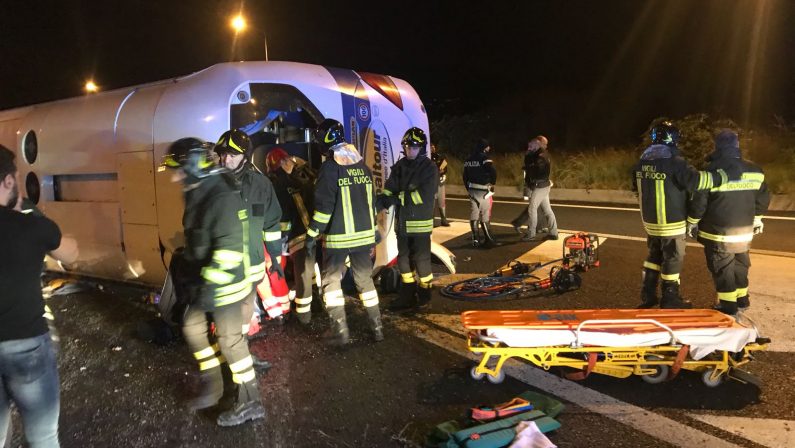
[{"xmin": 5, "ymin": 198, "xmax": 793, "ymax": 447}]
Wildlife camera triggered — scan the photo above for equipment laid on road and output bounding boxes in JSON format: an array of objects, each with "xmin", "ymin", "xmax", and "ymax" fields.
[
  {"xmin": 561, "ymin": 232, "xmax": 600, "ymax": 271},
  {"xmin": 463, "ymin": 309, "xmax": 769, "ymax": 387}
]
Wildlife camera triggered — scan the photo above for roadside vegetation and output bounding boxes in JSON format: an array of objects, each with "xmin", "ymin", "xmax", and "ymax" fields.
[{"xmin": 437, "ymin": 114, "xmax": 795, "ymax": 195}]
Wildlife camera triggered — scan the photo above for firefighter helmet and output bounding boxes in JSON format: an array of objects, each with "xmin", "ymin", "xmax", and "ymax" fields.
[
  {"xmin": 401, "ymin": 127, "xmax": 427, "ymax": 149},
  {"xmin": 266, "ymin": 147, "xmax": 290, "ymax": 173},
  {"xmin": 314, "ymin": 119, "xmax": 346, "ymax": 155},
  {"xmin": 650, "ymin": 121, "xmax": 679, "ymax": 147},
  {"xmin": 214, "ymin": 129, "xmax": 253, "ymax": 159},
  {"xmin": 161, "ymin": 137, "xmax": 216, "ymax": 179}
]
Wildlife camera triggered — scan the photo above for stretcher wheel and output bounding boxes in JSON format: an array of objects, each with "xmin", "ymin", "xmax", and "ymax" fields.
[
  {"xmin": 470, "ymin": 367, "xmax": 485, "ymax": 381},
  {"xmin": 641, "ymin": 364, "xmax": 670, "ymax": 384},
  {"xmin": 487, "ymin": 370, "xmax": 506, "ymax": 384},
  {"xmin": 702, "ymin": 368, "xmax": 724, "ymax": 388}
]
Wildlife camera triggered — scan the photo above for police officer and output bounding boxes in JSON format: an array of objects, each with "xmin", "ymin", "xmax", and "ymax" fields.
[
  {"xmin": 213, "ymin": 130, "xmax": 285, "ymax": 333},
  {"xmin": 633, "ymin": 121, "xmax": 738, "ymax": 309},
  {"xmin": 378, "ymin": 127, "xmax": 439, "ymax": 311},
  {"xmin": 265, "ymin": 148, "xmax": 318, "ymax": 325},
  {"xmin": 687, "ymin": 130, "xmax": 769, "ymax": 315},
  {"xmin": 431, "ymin": 144, "xmax": 450, "ymax": 227},
  {"xmin": 305, "ymin": 119, "xmax": 382, "ymax": 345},
  {"xmin": 463, "ymin": 138, "xmax": 498, "ymax": 247},
  {"xmin": 161, "ymin": 138, "xmax": 264, "ymax": 426}
]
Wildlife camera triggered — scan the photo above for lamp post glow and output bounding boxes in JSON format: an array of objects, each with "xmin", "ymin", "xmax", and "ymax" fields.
[
  {"xmin": 229, "ymin": 13, "xmax": 268, "ymax": 61},
  {"xmin": 84, "ymin": 81, "xmax": 98, "ymax": 93}
]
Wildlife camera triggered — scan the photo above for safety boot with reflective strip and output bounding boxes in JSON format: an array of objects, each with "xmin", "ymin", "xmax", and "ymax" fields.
[
  {"xmin": 636, "ymin": 267, "xmax": 660, "ymax": 309},
  {"xmin": 660, "ymin": 280, "xmax": 692, "ymax": 309},
  {"xmin": 417, "ymin": 273, "xmax": 433, "ymax": 307},
  {"xmin": 361, "ymin": 290, "xmax": 383, "ymax": 342},
  {"xmin": 188, "ymin": 344, "xmax": 224, "ymax": 410},
  {"xmin": 388, "ymin": 274, "xmax": 417, "ymax": 311}
]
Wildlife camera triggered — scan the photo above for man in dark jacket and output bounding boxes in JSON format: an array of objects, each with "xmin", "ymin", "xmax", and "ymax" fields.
[
  {"xmin": 431, "ymin": 144, "xmax": 450, "ymax": 227},
  {"xmin": 463, "ymin": 139, "xmax": 498, "ymax": 247},
  {"xmin": 266, "ymin": 148, "xmax": 318, "ymax": 325},
  {"xmin": 511, "ymin": 135, "xmax": 558, "ymax": 241},
  {"xmin": 161, "ymin": 138, "xmax": 263, "ymax": 426},
  {"xmin": 633, "ymin": 121, "xmax": 739, "ymax": 309},
  {"xmin": 378, "ymin": 127, "xmax": 439, "ymax": 311},
  {"xmin": 306, "ymin": 119, "xmax": 383, "ymax": 345},
  {"xmin": 688, "ymin": 129, "xmax": 770, "ymax": 315}
]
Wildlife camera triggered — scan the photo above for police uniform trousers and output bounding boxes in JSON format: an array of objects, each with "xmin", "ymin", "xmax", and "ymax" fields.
[
  {"xmin": 643, "ymin": 235, "xmax": 686, "ymax": 283},
  {"xmin": 703, "ymin": 244, "xmax": 750, "ymax": 304},
  {"xmin": 436, "ymin": 183, "xmax": 446, "ymax": 215},
  {"xmin": 468, "ymin": 188, "xmax": 492, "ymax": 222},
  {"xmin": 291, "ymin": 246, "xmax": 318, "ymax": 317},
  {"xmin": 321, "ymin": 249, "xmax": 379, "ymax": 309},
  {"xmin": 397, "ymin": 233, "xmax": 433, "ymax": 288},
  {"xmin": 182, "ymin": 300, "xmax": 257, "ymax": 395}
]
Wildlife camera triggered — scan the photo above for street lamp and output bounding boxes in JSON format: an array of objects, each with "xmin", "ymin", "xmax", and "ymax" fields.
[
  {"xmin": 84, "ymin": 81, "xmax": 98, "ymax": 93},
  {"xmin": 230, "ymin": 13, "xmax": 268, "ymax": 61}
]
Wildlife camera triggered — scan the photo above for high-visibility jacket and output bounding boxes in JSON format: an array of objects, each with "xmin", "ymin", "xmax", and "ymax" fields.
[
  {"xmin": 268, "ymin": 163, "xmax": 317, "ymax": 255},
  {"xmin": 182, "ymin": 173, "xmax": 251, "ymax": 309},
  {"xmin": 688, "ymin": 150, "xmax": 770, "ymax": 253},
  {"xmin": 463, "ymin": 150, "xmax": 497, "ymax": 190},
  {"xmin": 234, "ymin": 165, "xmax": 283, "ymax": 284},
  {"xmin": 632, "ymin": 144, "xmax": 729, "ymax": 237},
  {"xmin": 382, "ymin": 156, "xmax": 438, "ymax": 235},
  {"xmin": 307, "ymin": 144, "xmax": 377, "ymax": 252}
]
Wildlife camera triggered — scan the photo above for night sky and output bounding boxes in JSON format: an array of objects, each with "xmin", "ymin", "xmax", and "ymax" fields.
[{"xmin": 2, "ymin": 0, "xmax": 793, "ymax": 146}]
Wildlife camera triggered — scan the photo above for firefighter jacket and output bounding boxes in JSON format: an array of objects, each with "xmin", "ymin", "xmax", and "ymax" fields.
[
  {"xmin": 307, "ymin": 144, "xmax": 377, "ymax": 252},
  {"xmin": 234, "ymin": 164, "xmax": 283, "ymax": 284},
  {"xmin": 182, "ymin": 173, "xmax": 252, "ymax": 309},
  {"xmin": 381, "ymin": 155, "xmax": 439, "ymax": 236},
  {"xmin": 633, "ymin": 144, "xmax": 731, "ymax": 237},
  {"xmin": 463, "ymin": 150, "xmax": 497, "ymax": 190},
  {"xmin": 688, "ymin": 147, "xmax": 770, "ymax": 253},
  {"xmin": 268, "ymin": 163, "xmax": 317, "ymax": 255},
  {"xmin": 432, "ymin": 152, "xmax": 448, "ymax": 184},
  {"xmin": 523, "ymin": 149, "xmax": 552, "ymax": 189}
]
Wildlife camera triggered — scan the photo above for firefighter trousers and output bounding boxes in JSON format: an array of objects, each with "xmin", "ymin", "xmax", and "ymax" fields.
[
  {"xmin": 182, "ymin": 301, "xmax": 257, "ymax": 396},
  {"xmin": 397, "ymin": 233, "xmax": 433, "ymax": 288},
  {"xmin": 468, "ymin": 189, "xmax": 492, "ymax": 223},
  {"xmin": 643, "ymin": 235, "xmax": 686, "ymax": 283},
  {"xmin": 703, "ymin": 245, "xmax": 750, "ymax": 303},
  {"xmin": 291, "ymin": 247, "xmax": 317, "ymax": 316},
  {"xmin": 321, "ymin": 249, "xmax": 379, "ymax": 310}
]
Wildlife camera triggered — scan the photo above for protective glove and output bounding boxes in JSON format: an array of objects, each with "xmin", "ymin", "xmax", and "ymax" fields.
[
  {"xmin": 304, "ymin": 235, "xmax": 316, "ymax": 253},
  {"xmin": 268, "ymin": 259, "xmax": 284, "ymax": 280},
  {"xmin": 753, "ymin": 217, "xmax": 764, "ymax": 235},
  {"xmin": 687, "ymin": 222, "xmax": 698, "ymax": 239},
  {"xmin": 439, "ymin": 174, "xmax": 446, "ymax": 184}
]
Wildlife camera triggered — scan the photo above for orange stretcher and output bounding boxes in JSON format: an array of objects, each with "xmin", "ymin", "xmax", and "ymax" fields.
[{"xmin": 463, "ymin": 309, "xmax": 769, "ymax": 387}]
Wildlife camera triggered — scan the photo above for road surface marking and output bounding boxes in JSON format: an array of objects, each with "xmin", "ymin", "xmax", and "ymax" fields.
[
  {"xmin": 446, "ymin": 196, "xmax": 795, "ymax": 220},
  {"xmin": 394, "ymin": 313, "xmax": 742, "ymax": 448},
  {"xmin": 686, "ymin": 415, "xmax": 795, "ymax": 448}
]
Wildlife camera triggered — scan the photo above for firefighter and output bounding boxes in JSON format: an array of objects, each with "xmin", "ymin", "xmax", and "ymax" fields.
[
  {"xmin": 633, "ymin": 121, "xmax": 739, "ymax": 309},
  {"xmin": 305, "ymin": 119, "xmax": 383, "ymax": 345},
  {"xmin": 378, "ymin": 127, "xmax": 439, "ymax": 311},
  {"xmin": 213, "ymin": 129, "xmax": 285, "ymax": 335},
  {"xmin": 161, "ymin": 138, "xmax": 264, "ymax": 426},
  {"xmin": 265, "ymin": 148, "xmax": 319, "ymax": 325},
  {"xmin": 463, "ymin": 138, "xmax": 499, "ymax": 247},
  {"xmin": 431, "ymin": 144, "xmax": 450, "ymax": 227},
  {"xmin": 687, "ymin": 129, "xmax": 769, "ymax": 315}
]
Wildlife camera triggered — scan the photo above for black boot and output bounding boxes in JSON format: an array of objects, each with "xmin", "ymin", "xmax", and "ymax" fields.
[
  {"xmin": 365, "ymin": 305, "xmax": 384, "ymax": 342},
  {"xmin": 469, "ymin": 220, "xmax": 482, "ymax": 247},
  {"xmin": 481, "ymin": 222, "xmax": 502, "ymax": 248},
  {"xmin": 660, "ymin": 281, "xmax": 692, "ymax": 309},
  {"xmin": 296, "ymin": 311, "xmax": 311, "ymax": 325},
  {"xmin": 416, "ymin": 285, "xmax": 432, "ymax": 307},
  {"xmin": 217, "ymin": 381, "xmax": 266, "ymax": 427},
  {"xmin": 636, "ymin": 269, "xmax": 660, "ymax": 309},
  {"xmin": 714, "ymin": 300, "xmax": 738, "ymax": 316},
  {"xmin": 325, "ymin": 306, "xmax": 350, "ymax": 346},
  {"xmin": 439, "ymin": 208, "xmax": 450, "ymax": 227},
  {"xmin": 388, "ymin": 282, "xmax": 417, "ymax": 311},
  {"xmin": 187, "ymin": 368, "xmax": 224, "ymax": 411},
  {"xmin": 737, "ymin": 295, "xmax": 750, "ymax": 309}
]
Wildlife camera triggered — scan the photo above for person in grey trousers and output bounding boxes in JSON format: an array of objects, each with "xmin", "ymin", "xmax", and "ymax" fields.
[{"xmin": 511, "ymin": 136, "xmax": 558, "ymax": 241}]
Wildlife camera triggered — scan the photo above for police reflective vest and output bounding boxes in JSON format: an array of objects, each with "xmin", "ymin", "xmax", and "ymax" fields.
[
  {"xmin": 182, "ymin": 173, "xmax": 251, "ymax": 309},
  {"xmin": 688, "ymin": 157, "xmax": 769, "ymax": 251},
  {"xmin": 463, "ymin": 150, "xmax": 497, "ymax": 190},
  {"xmin": 234, "ymin": 165, "xmax": 283, "ymax": 284},
  {"xmin": 382, "ymin": 155, "xmax": 439, "ymax": 235},
  {"xmin": 307, "ymin": 144, "xmax": 377, "ymax": 251},
  {"xmin": 633, "ymin": 144, "xmax": 729, "ymax": 237},
  {"xmin": 268, "ymin": 164, "xmax": 316, "ymax": 254}
]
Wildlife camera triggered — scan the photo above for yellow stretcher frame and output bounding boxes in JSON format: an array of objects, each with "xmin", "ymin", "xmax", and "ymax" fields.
[{"xmin": 466, "ymin": 318, "xmax": 769, "ymax": 387}]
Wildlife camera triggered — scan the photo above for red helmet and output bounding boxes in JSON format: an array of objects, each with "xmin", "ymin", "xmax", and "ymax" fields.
[{"xmin": 266, "ymin": 148, "xmax": 289, "ymax": 173}]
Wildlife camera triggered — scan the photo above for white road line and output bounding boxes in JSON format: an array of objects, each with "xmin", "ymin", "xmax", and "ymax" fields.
[
  {"xmin": 687, "ymin": 415, "xmax": 795, "ymax": 448},
  {"xmin": 446, "ymin": 196, "xmax": 795, "ymax": 220},
  {"xmin": 394, "ymin": 313, "xmax": 742, "ymax": 448}
]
